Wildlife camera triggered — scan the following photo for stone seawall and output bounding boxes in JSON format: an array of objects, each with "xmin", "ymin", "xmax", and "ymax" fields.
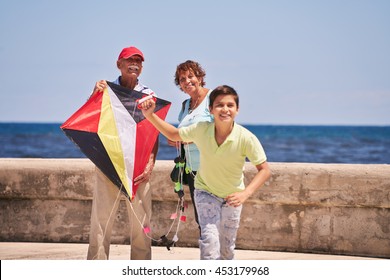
[{"xmin": 0, "ymin": 159, "xmax": 389, "ymax": 258}]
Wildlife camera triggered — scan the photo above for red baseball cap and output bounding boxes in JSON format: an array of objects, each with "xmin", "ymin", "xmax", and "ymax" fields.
[{"xmin": 117, "ymin": 46, "xmax": 144, "ymax": 61}]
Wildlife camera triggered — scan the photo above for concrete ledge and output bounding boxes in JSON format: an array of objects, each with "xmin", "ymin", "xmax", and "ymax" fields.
[{"xmin": 0, "ymin": 159, "xmax": 389, "ymax": 258}]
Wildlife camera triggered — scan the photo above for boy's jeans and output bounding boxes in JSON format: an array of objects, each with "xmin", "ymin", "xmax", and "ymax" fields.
[{"xmin": 194, "ymin": 189, "xmax": 242, "ymax": 260}]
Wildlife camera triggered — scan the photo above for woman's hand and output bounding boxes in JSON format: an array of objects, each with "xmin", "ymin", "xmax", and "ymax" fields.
[
  {"xmin": 167, "ymin": 139, "xmax": 180, "ymax": 147},
  {"xmin": 139, "ymin": 98, "xmax": 156, "ymax": 118}
]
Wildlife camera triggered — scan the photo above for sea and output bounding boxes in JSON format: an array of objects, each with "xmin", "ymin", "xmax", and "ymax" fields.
[{"xmin": 0, "ymin": 122, "xmax": 389, "ymax": 164}]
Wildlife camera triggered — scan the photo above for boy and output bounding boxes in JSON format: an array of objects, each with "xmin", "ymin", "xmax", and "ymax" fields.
[{"xmin": 140, "ymin": 85, "xmax": 271, "ymax": 260}]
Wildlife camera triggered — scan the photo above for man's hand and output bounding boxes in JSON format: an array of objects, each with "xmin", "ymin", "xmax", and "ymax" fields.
[
  {"xmin": 93, "ymin": 80, "xmax": 107, "ymax": 94},
  {"xmin": 134, "ymin": 153, "xmax": 155, "ymax": 185}
]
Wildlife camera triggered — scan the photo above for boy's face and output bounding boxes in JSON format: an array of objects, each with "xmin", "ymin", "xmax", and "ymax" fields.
[{"xmin": 210, "ymin": 94, "xmax": 238, "ymax": 123}]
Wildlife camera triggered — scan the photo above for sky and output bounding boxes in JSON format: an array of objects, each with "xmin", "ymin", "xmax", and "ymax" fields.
[{"xmin": 0, "ymin": 0, "xmax": 389, "ymax": 126}]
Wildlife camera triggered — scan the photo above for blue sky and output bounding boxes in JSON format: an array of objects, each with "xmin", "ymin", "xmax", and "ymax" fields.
[{"xmin": 0, "ymin": 0, "xmax": 389, "ymax": 125}]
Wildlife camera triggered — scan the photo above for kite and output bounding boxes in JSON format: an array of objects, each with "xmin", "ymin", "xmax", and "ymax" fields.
[{"xmin": 60, "ymin": 81, "xmax": 171, "ymax": 200}]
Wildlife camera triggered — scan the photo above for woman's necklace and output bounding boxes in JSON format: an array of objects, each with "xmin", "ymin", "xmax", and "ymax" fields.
[{"xmin": 188, "ymin": 96, "xmax": 200, "ymax": 114}]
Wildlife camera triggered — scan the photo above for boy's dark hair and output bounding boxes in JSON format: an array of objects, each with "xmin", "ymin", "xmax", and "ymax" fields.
[
  {"xmin": 174, "ymin": 60, "xmax": 206, "ymax": 88},
  {"xmin": 209, "ymin": 85, "xmax": 239, "ymax": 108}
]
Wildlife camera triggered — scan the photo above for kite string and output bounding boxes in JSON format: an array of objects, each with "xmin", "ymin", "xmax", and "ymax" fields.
[
  {"xmin": 91, "ymin": 182, "xmax": 184, "ymax": 258},
  {"xmin": 100, "ymin": 182, "xmax": 183, "ymax": 245},
  {"xmin": 183, "ymin": 143, "xmax": 196, "ymax": 178},
  {"xmin": 165, "ymin": 197, "xmax": 182, "ymax": 237},
  {"xmin": 98, "ymin": 140, "xmax": 187, "ymax": 255},
  {"xmin": 124, "ymin": 140, "xmax": 187, "ymax": 248},
  {"xmin": 126, "ymin": 181, "xmax": 185, "ymax": 244}
]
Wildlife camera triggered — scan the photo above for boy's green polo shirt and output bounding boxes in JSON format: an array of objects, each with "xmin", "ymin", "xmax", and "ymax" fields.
[{"xmin": 179, "ymin": 121, "xmax": 267, "ymax": 198}]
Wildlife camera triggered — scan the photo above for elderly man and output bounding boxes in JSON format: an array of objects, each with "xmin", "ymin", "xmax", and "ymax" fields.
[{"xmin": 87, "ymin": 46, "xmax": 157, "ymax": 260}]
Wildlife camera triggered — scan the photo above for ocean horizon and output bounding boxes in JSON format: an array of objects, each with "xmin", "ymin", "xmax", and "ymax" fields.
[{"xmin": 0, "ymin": 122, "xmax": 389, "ymax": 164}]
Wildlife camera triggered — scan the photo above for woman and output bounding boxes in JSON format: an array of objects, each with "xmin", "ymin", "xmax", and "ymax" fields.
[{"xmin": 169, "ymin": 60, "xmax": 213, "ymax": 229}]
